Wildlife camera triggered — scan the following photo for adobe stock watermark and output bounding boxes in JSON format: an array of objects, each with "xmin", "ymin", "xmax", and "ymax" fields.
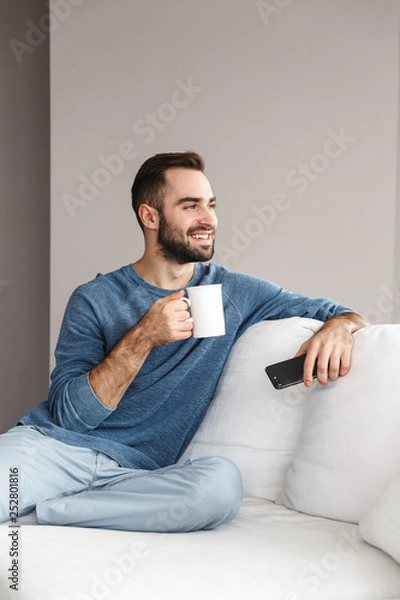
[
  {"xmin": 72, "ymin": 469, "xmax": 216, "ymax": 599},
  {"xmin": 268, "ymin": 381, "xmax": 310, "ymax": 425},
  {"xmin": 63, "ymin": 77, "xmax": 204, "ymax": 219},
  {"xmin": 362, "ymin": 282, "xmax": 400, "ymax": 324},
  {"xmin": 72, "ymin": 541, "xmax": 150, "ymax": 600},
  {"xmin": 282, "ymin": 527, "xmax": 361, "ymax": 599},
  {"xmin": 143, "ymin": 466, "xmax": 217, "ymax": 533},
  {"xmin": 9, "ymin": 0, "xmax": 86, "ymax": 66},
  {"xmin": 255, "ymin": 0, "xmax": 293, "ymax": 27},
  {"xmin": 214, "ymin": 127, "xmax": 357, "ymax": 266}
]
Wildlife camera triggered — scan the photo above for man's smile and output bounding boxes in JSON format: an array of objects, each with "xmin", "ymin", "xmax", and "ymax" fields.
[{"xmin": 188, "ymin": 229, "xmax": 215, "ymax": 243}]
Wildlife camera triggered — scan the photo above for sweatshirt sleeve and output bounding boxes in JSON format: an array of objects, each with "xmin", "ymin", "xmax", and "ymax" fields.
[
  {"xmin": 47, "ymin": 287, "xmax": 115, "ymax": 432},
  {"xmin": 226, "ymin": 271, "xmax": 354, "ymax": 333}
]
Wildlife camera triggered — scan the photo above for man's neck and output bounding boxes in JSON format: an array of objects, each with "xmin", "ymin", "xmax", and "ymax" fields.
[{"xmin": 133, "ymin": 255, "xmax": 196, "ymax": 290}]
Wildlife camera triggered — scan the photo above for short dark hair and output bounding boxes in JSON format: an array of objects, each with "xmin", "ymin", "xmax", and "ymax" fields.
[{"xmin": 131, "ymin": 151, "xmax": 205, "ymax": 230}]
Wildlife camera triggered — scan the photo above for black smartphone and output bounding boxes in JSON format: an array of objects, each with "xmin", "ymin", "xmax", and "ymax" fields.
[{"xmin": 265, "ymin": 354, "xmax": 317, "ymax": 390}]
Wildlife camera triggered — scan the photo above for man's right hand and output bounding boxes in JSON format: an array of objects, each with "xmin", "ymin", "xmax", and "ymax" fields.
[
  {"xmin": 137, "ymin": 290, "xmax": 193, "ymax": 348},
  {"xmin": 89, "ymin": 290, "xmax": 193, "ymax": 410}
]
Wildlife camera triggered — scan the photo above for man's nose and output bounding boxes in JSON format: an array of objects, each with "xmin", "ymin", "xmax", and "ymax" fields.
[{"xmin": 197, "ymin": 206, "xmax": 217, "ymax": 228}]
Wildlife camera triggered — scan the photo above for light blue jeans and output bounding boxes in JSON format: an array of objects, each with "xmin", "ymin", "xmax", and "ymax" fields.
[{"xmin": 0, "ymin": 426, "xmax": 242, "ymax": 532}]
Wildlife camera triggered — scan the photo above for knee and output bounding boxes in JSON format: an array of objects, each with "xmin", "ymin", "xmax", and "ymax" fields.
[{"xmin": 196, "ymin": 456, "xmax": 243, "ymax": 526}]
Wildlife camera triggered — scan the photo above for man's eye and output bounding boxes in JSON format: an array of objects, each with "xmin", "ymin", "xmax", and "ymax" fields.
[{"xmin": 185, "ymin": 204, "xmax": 196, "ymax": 210}]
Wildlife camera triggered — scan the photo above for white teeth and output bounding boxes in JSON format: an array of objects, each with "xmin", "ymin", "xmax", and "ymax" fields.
[{"xmin": 192, "ymin": 234, "xmax": 209, "ymax": 239}]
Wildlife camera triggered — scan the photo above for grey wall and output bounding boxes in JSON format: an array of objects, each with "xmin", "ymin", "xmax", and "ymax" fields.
[
  {"xmin": 50, "ymin": 0, "xmax": 400, "ymax": 362},
  {"xmin": 1, "ymin": 1, "xmax": 398, "ymax": 433},
  {"xmin": 0, "ymin": 1, "xmax": 50, "ymax": 432}
]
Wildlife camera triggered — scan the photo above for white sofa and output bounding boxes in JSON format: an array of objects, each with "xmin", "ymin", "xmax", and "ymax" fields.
[{"xmin": 2, "ymin": 317, "xmax": 400, "ymax": 600}]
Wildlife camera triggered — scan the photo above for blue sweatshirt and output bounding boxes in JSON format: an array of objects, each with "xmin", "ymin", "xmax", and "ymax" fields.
[{"xmin": 20, "ymin": 262, "xmax": 351, "ymax": 470}]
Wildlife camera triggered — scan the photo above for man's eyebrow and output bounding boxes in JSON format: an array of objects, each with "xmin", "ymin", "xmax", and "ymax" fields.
[{"xmin": 175, "ymin": 196, "xmax": 217, "ymax": 206}]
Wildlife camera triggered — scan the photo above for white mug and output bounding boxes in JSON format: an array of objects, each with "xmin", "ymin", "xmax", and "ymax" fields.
[{"xmin": 186, "ymin": 284, "xmax": 225, "ymax": 338}]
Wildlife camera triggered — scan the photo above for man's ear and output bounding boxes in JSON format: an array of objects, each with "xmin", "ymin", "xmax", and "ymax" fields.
[{"xmin": 138, "ymin": 204, "xmax": 159, "ymax": 231}]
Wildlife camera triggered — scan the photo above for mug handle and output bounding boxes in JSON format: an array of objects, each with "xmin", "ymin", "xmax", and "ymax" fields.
[{"xmin": 182, "ymin": 296, "xmax": 193, "ymax": 322}]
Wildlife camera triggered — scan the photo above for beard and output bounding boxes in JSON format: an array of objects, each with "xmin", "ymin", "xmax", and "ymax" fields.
[{"xmin": 157, "ymin": 212, "xmax": 215, "ymax": 264}]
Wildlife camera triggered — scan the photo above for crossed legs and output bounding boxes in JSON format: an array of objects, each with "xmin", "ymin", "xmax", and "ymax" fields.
[{"xmin": 0, "ymin": 426, "xmax": 243, "ymax": 532}]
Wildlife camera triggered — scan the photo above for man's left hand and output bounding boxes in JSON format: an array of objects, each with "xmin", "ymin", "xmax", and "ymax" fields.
[{"xmin": 295, "ymin": 312, "xmax": 367, "ymax": 387}]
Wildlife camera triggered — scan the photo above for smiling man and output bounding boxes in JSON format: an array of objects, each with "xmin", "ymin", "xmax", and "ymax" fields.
[{"xmin": 0, "ymin": 151, "xmax": 366, "ymax": 532}]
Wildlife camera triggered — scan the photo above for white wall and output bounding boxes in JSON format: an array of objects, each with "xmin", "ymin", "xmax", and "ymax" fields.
[
  {"xmin": 0, "ymin": 0, "xmax": 50, "ymax": 432},
  {"xmin": 50, "ymin": 0, "xmax": 400, "ymax": 357}
]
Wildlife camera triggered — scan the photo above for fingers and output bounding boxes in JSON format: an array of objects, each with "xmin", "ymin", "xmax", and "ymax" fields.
[
  {"xmin": 294, "ymin": 341, "xmax": 316, "ymax": 387},
  {"xmin": 139, "ymin": 291, "xmax": 193, "ymax": 347},
  {"xmin": 165, "ymin": 290, "xmax": 186, "ymax": 302},
  {"xmin": 162, "ymin": 293, "xmax": 192, "ymax": 329},
  {"xmin": 294, "ymin": 342, "xmax": 307, "ymax": 358},
  {"xmin": 173, "ymin": 296, "xmax": 192, "ymax": 324},
  {"xmin": 338, "ymin": 347, "xmax": 352, "ymax": 376},
  {"xmin": 295, "ymin": 329, "xmax": 354, "ymax": 387},
  {"xmin": 164, "ymin": 291, "xmax": 190, "ymax": 313}
]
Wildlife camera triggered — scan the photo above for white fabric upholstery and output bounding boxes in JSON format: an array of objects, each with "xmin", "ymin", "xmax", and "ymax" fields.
[
  {"xmin": 2, "ymin": 499, "xmax": 400, "ymax": 600},
  {"xmin": 359, "ymin": 474, "xmax": 400, "ymax": 563},
  {"xmin": 182, "ymin": 317, "xmax": 323, "ymax": 500},
  {"xmin": 278, "ymin": 324, "xmax": 400, "ymax": 523}
]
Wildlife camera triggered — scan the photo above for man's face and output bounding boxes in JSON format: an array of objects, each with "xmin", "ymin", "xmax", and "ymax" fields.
[{"xmin": 156, "ymin": 168, "xmax": 218, "ymax": 264}]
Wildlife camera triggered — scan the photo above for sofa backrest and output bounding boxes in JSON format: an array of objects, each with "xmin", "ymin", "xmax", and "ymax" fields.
[
  {"xmin": 183, "ymin": 318, "xmax": 400, "ymax": 525},
  {"xmin": 182, "ymin": 317, "xmax": 323, "ymax": 501},
  {"xmin": 278, "ymin": 322, "xmax": 400, "ymax": 523}
]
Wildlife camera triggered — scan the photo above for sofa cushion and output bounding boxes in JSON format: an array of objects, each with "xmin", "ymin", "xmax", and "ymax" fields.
[
  {"xmin": 359, "ymin": 474, "xmax": 400, "ymax": 563},
  {"xmin": 181, "ymin": 317, "xmax": 323, "ymax": 501},
  {"xmin": 278, "ymin": 324, "xmax": 400, "ymax": 523},
  {"xmin": 3, "ymin": 499, "xmax": 400, "ymax": 600}
]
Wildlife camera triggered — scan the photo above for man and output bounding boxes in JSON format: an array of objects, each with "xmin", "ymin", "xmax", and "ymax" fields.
[{"xmin": 0, "ymin": 151, "xmax": 366, "ymax": 532}]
